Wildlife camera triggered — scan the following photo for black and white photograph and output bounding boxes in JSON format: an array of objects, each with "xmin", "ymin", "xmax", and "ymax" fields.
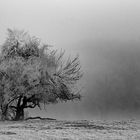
[{"xmin": 0, "ymin": 0, "xmax": 140, "ymax": 139}]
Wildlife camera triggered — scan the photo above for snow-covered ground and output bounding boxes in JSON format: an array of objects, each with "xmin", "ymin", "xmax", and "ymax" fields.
[{"xmin": 0, "ymin": 119, "xmax": 139, "ymax": 140}]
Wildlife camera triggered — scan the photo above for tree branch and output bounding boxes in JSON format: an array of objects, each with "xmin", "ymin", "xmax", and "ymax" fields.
[
  {"xmin": 25, "ymin": 104, "xmax": 36, "ymax": 108},
  {"xmin": 9, "ymin": 106, "xmax": 17, "ymax": 110},
  {"xmin": 7, "ymin": 96, "xmax": 21, "ymax": 106}
]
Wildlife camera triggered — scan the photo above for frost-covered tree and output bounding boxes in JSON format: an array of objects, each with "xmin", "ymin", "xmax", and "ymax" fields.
[{"xmin": 0, "ymin": 29, "xmax": 83, "ymax": 120}]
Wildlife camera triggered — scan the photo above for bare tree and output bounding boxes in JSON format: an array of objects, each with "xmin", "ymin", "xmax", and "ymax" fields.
[{"xmin": 0, "ymin": 29, "xmax": 83, "ymax": 120}]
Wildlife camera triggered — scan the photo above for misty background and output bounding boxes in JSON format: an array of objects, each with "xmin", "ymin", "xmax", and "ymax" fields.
[{"xmin": 0, "ymin": 0, "xmax": 140, "ymax": 120}]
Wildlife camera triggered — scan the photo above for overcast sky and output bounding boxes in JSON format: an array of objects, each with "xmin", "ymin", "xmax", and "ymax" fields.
[{"xmin": 1, "ymin": 0, "xmax": 140, "ymax": 120}]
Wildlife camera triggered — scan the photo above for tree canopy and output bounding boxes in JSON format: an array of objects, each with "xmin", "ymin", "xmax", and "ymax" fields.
[{"xmin": 0, "ymin": 29, "xmax": 83, "ymax": 120}]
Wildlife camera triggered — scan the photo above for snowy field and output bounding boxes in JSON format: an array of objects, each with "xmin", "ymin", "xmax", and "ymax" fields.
[{"xmin": 0, "ymin": 119, "xmax": 140, "ymax": 140}]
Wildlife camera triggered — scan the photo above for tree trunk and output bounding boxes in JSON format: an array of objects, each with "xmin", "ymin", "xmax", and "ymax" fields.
[
  {"xmin": 14, "ymin": 96, "xmax": 23, "ymax": 121},
  {"xmin": 14, "ymin": 107, "xmax": 24, "ymax": 121},
  {"xmin": 14, "ymin": 96, "xmax": 27, "ymax": 121},
  {"xmin": 14, "ymin": 96, "xmax": 37, "ymax": 121}
]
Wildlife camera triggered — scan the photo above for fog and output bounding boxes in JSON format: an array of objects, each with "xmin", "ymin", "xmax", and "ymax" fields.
[
  {"xmin": 1, "ymin": 0, "xmax": 140, "ymax": 120},
  {"xmin": 79, "ymin": 40, "xmax": 140, "ymax": 119}
]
